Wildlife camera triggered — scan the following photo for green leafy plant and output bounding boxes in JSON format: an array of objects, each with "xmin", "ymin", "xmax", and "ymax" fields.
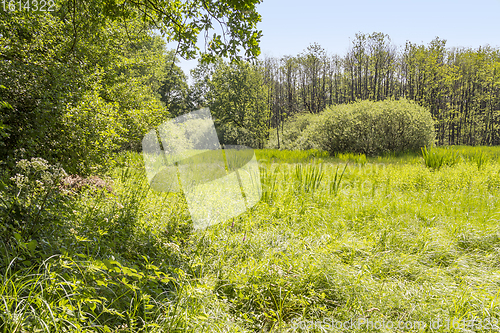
[
  {"xmin": 294, "ymin": 163, "xmax": 324, "ymax": 194},
  {"xmin": 266, "ymin": 112, "xmax": 317, "ymax": 150},
  {"xmin": 421, "ymin": 146, "xmax": 460, "ymax": 170},
  {"xmin": 304, "ymin": 99, "xmax": 436, "ymax": 156},
  {"xmin": 0, "ymin": 253, "xmax": 174, "ymax": 333},
  {"xmin": 330, "ymin": 163, "xmax": 347, "ymax": 196},
  {"xmin": 0, "ymin": 158, "xmax": 67, "ymax": 259}
]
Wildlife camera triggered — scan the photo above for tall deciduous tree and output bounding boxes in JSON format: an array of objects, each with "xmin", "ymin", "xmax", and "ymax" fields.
[
  {"xmin": 204, "ymin": 60, "xmax": 270, "ymax": 148},
  {"xmin": 0, "ymin": 0, "xmax": 264, "ymax": 173},
  {"xmin": 157, "ymin": 52, "xmax": 191, "ymax": 118}
]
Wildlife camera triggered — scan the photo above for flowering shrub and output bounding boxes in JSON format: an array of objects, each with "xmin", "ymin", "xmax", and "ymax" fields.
[{"xmin": 0, "ymin": 158, "xmax": 67, "ymax": 252}]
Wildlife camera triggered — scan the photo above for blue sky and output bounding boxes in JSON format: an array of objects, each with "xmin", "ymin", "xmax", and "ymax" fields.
[{"xmin": 176, "ymin": 0, "xmax": 500, "ymax": 76}]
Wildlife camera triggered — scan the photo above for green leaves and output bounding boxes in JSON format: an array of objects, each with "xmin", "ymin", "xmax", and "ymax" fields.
[
  {"xmin": 157, "ymin": 52, "xmax": 191, "ymax": 117},
  {"xmin": 126, "ymin": 0, "xmax": 262, "ymax": 61},
  {"xmin": 204, "ymin": 59, "xmax": 270, "ymax": 148},
  {"xmin": 421, "ymin": 146, "xmax": 460, "ymax": 170},
  {"xmin": 26, "ymin": 239, "xmax": 38, "ymax": 253},
  {"xmin": 61, "ymin": 88, "xmax": 125, "ymax": 174},
  {"xmin": 0, "ymin": 250, "xmax": 176, "ymax": 332},
  {"xmin": 0, "ymin": 158, "xmax": 67, "ymax": 254},
  {"xmin": 1, "ymin": 0, "xmax": 263, "ymax": 174},
  {"xmin": 304, "ymin": 99, "xmax": 436, "ymax": 156}
]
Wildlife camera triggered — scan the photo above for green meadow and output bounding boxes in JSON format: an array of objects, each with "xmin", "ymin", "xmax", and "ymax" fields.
[
  {"xmin": 3, "ymin": 146, "xmax": 500, "ymax": 332},
  {"xmin": 4, "ymin": 3, "xmax": 500, "ymax": 332}
]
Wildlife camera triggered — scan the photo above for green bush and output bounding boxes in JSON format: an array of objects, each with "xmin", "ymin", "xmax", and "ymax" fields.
[
  {"xmin": 303, "ymin": 99, "xmax": 435, "ymax": 155},
  {"xmin": 60, "ymin": 90, "xmax": 125, "ymax": 175},
  {"xmin": 267, "ymin": 112, "xmax": 317, "ymax": 149},
  {"xmin": 0, "ymin": 158, "xmax": 68, "ymax": 267},
  {"xmin": 216, "ymin": 122, "xmax": 263, "ymax": 148}
]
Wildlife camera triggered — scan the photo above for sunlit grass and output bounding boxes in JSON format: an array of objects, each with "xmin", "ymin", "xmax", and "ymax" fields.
[
  {"xmin": 190, "ymin": 158, "xmax": 500, "ymax": 331},
  {"xmin": 255, "ymin": 149, "xmax": 329, "ymax": 164},
  {"xmin": 4, "ymin": 146, "xmax": 500, "ymax": 332}
]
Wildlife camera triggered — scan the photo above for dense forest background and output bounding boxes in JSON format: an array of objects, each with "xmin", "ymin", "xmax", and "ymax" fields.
[
  {"xmin": 260, "ymin": 33, "xmax": 500, "ymax": 147},
  {"xmin": 163, "ymin": 33, "xmax": 500, "ymax": 150}
]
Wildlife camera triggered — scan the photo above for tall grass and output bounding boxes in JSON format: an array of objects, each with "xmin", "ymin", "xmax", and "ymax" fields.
[
  {"xmin": 330, "ymin": 163, "xmax": 347, "ymax": 196},
  {"xmin": 294, "ymin": 162, "xmax": 324, "ymax": 194},
  {"xmin": 4, "ymin": 147, "xmax": 500, "ymax": 331},
  {"xmin": 255, "ymin": 149, "xmax": 328, "ymax": 163},
  {"xmin": 336, "ymin": 152, "xmax": 367, "ymax": 165},
  {"xmin": 421, "ymin": 145, "xmax": 460, "ymax": 170}
]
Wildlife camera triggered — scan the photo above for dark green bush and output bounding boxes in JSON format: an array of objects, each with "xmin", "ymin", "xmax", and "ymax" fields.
[
  {"xmin": 216, "ymin": 123, "xmax": 263, "ymax": 148},
  {"xmin": 267, "ymin": 112, "xmax": 316, "ymax": 149},
  {"xmin": 304, "ymin": 99, "xmax": 435, "ymax": 155}
]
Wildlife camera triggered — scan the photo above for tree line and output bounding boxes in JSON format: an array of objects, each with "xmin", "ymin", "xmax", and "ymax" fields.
[
  {"xmin": 260, "ymin": 33, "xmax": 500, "ymax": 147},
  {"xmin": 0, "ymin": 0, "xmax": 262, "ymax": 174},
  {"xmin": 3, "ymin": 8, "xmax": 500, "ymax": 177}
]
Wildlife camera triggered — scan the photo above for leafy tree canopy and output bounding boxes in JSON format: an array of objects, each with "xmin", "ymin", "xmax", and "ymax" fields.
[
  {"xmin": 97, "ymin": 0, "xmax": 263, "ymax": 62},
  {"xmin": 0, "ymin": 0, "xmax": 263, "ymax": 174},
  {"xmin": 202, "ymin": 59, "xmax": 270, "ymax": 148}
]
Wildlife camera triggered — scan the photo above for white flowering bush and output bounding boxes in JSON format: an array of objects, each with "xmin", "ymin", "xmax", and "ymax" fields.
[{"xmin": 0, "ymin": 158, "xmax": 67, "ymax": 255}]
